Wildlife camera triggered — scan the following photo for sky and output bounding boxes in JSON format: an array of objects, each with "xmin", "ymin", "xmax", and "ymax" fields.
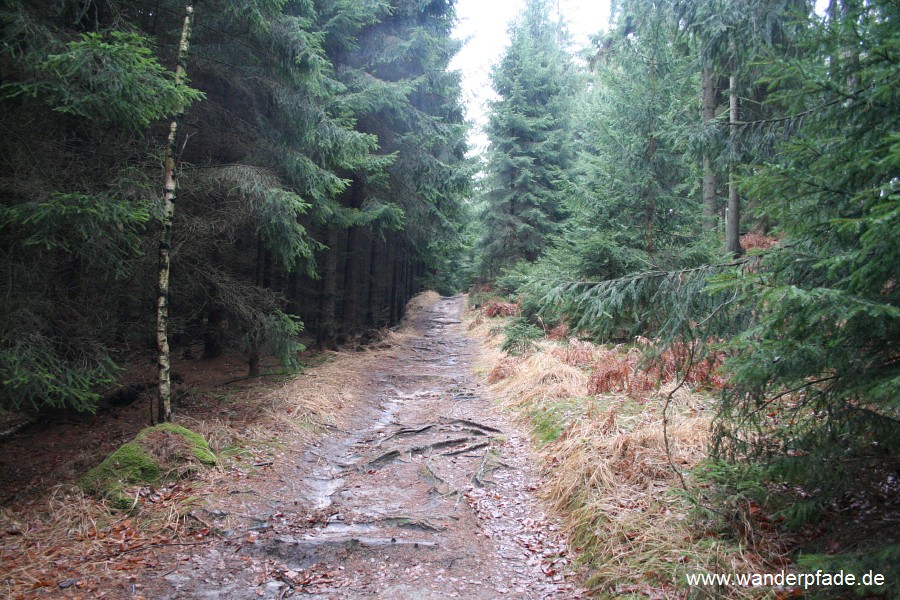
[
  {"xmin": 449, "ymin": 0, "xmax": 611, "ymax": 154},
  {"xmin": 449, "ymin": 0, "xmax": 831, "ymax": 155}
]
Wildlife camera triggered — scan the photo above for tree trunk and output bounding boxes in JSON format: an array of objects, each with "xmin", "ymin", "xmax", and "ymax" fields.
[
  {"xmin": 388, "ymin": 243, "xmax": 400, "ymax": 326},
  {"xmin": 156, "ymin": 3, "xmax": 194, "ymax": 424},
  {"xmin": 342, "ymin": 225, "xmax": 361, "ymax": 334},
  {"xmin": 726, "ymin": 71, "xmax": 744, "ymax": 257},
  {"xmin": 317, "ymin": 227, "xmax": 340, "ymax": 349},
  {"xmin": 357, "ymin": 229, "xmax": 373, "ymax": 328},
  {"xmin": 701, "ymin": 66, "xmax": 718, "ymax": 231},
  {"xmin": 365, "ymin": 233, "xmax": 378, "ymax": 327},
  {"xmin": 203, "ymin": 307, "xmax": 225, "ymax": 359},
  {"xmin": 646, "ymin": 54, "xmax": 656, "ymax": 255},
  {"xmin": 393, "ymin": 246, "xmax": 408, "ymax": 326},
  {"xmin": 404, "ymin": 258, "xmax": 413, "ymax": 308},
  {"xmin": 248, "ymin": 350, "xmax": 260, "ymax": 377},
  {"xmin": 340, "ymin": 180, "xmax": 364, "ymax": 336}
]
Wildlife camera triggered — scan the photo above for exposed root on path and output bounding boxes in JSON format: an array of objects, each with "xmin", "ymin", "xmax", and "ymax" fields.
[
  {"xmin": 0, "ymin": 293, "xmax": 448, "ymax": 599},
  {"xmin": 132, "ymin": 292, "xmax": 583, "ymax": 599}
]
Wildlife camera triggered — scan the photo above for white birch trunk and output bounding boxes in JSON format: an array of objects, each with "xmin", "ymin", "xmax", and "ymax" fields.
[{"xmin": 157, "ymin": 4, "xmax": 194, "ymax": 423}]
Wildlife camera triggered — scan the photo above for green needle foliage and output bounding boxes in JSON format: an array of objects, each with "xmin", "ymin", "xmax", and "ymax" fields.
[
  {"xmin": 0, "ymin": 0, "xmax": 470, "ymax": 412},
  {"xmin": 5, "ymin": 31, "xmax": 204, "ymax": 129},
  {"xmin": 477, "ymin": 0, "xmax": 577, "ymax": 277},
  {"xmin": 712, "ymin": 0, "xmax": 900, "ymax": 516},
  {"xmin": 477, "ymin": 0, "xmax": 898, "ymax": 570}
]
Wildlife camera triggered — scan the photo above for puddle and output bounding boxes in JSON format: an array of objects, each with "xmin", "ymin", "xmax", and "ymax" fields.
[
  {"xmin": 314, "ymin": 521, "xmax": 378, "ymax": 535},
  {"xmin": 295, "ymin": 395, "xmax": 406, "ymax": 510}
]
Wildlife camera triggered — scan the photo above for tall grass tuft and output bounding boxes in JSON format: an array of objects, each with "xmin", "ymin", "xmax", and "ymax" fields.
[{"xmin": 467, "ymin": 300, "xmax": 772, "ymax": 598}]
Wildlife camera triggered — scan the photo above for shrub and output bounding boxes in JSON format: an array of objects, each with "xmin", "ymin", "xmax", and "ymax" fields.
[{"xmin": 482, "ymin": 301, "xmax": 519, "ymax": 318}]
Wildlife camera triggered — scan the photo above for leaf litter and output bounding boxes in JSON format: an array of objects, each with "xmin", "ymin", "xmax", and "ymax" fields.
[{"xmin": 0, "ymin": 293, "xmax": 584, "ymax": 599}]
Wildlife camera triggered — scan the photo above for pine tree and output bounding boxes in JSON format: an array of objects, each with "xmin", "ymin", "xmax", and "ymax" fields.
[
  {"xmin": 716, "ymin": 0, "xmax": 900, "ymax": 514},
  {"xmin": 477, "ymin": 0, "xmax": 577, "ymax": 277},
  {"xmin": 675, "ymin": 0, "xmax": 808, "ymax": 253},
  {"xmin": 0, "ymin": 0, "xmax": 203, "ymax": 412},
  {"xmin": 162, "ymin": 0, "xmax": 386, "ymax": 371},
  {"xmin": 564, "ymin": 0, "xmax": 713, "ymax": 278},
  {"xmin": 315, "ymin": 0, "xmax": 470, "ymax": 345}
]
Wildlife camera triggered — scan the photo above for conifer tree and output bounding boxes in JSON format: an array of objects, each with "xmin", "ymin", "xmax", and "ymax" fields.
[
  {"xmin": 675, "ymin": 0, "xmax": 808, "ymax": 253},
  {"xmin": 561, "ymin": 0, "xmax": 712, "ymax": 278},
  {"xmin": 1, "ymin": 0, "xmax": 459, "ymax": 411},
  {"xmin": 0, "ymin": 0, "xmax": 203, "ymax": 412},
  {"xmin": 315, "ymin": 0, "xmax": 470, "ymax": 344},
  {"xmin": 173, "ymin": 0, "xmax": 385, "ymax": 366},
  {"xmin": 477, "ymin": 0, "xmax": 576, "ymax": 277},
  {"xmin": 716, "ymin": 0, "xmax": 900, "ymax": 514}
]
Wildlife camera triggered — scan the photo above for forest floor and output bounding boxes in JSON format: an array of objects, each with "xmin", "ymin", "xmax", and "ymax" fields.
[{"xmin": 1, "ymin": 294, "xmax": 585, "ymax": 599}]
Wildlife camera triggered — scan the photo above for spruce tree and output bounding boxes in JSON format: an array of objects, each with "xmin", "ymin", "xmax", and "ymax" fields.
[
  {"xmin": 716, "ymin": 0, "xmax": 900, "ymax": 515},
  {"xmin": 317, "ymin": 0, "xmax": 470, "ymax": 343},
  {"xmin": 477, "ymin": 0, "xmax": 576, "ymax": 277},
  {"xmin": 0, "ymin": 0, "xmax": 203, "ymax": 412},
  {"xmin": 675, "ymin": 0, "xmax": 809, "ymax": 253},
  {"xmin": 558, "ymin": 0, "xmax": 712, "ymax": 279}
]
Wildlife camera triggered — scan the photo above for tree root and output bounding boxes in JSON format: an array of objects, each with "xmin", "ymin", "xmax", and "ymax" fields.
[
  {"xmin": 441, "ymin": 418, "xmax": 501, "ymax": 433},
  {"xmin": 364, "ymin": 436, "xmax": 479, "ymax": 469},
  {"xmin": 470, "ymin": 447, "xmax": 494, "ymax": 488},
  {"xmin": 378, "ymin": 424, "xmax": 434, "ymax": 445},
  {"xmin": 441, "ymin": 441, "xmax": 489, "ymax": 457}
]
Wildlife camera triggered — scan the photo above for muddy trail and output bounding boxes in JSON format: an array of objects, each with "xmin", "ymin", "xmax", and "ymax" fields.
[{"xmin": 145, "ymin": 295, "xmax": 581, "ymax": 599}]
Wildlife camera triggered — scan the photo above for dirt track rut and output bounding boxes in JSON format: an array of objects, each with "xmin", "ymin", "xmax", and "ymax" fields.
[{"xmin": 152, "ymin": 295, "xmax": 580, "ymax": 599}]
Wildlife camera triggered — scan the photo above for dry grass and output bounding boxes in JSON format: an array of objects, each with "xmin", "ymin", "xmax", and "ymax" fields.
[
  {"xmin": 402, "ymin": 290, "xmax": 441, "ymax": 324},
  {"xmin": 546, "ymin": 323, "xmax": 571, "ymax": 341},
  {"xmin": 492, "ymin": 346, "xmax": 589, "ymax": 409},
  {"xmin": 487, "ymin": 356, "xmax": 524, "ymax": 384},
  {"xmin": 551, "ymin": 338, "xmax": 598, "ymax": 367},
  {"xmin": 470, "ymin": 316, "xmax": 588, "ymax": 403},
  {"xmin": 464, "ymin": 301, "xmax": 771, "ymax": 598}
]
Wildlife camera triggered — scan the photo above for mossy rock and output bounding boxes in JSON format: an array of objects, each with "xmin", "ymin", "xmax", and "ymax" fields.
[{"xmin": 79, "ymin": 423, "xmax": 217, "ymax": 509}]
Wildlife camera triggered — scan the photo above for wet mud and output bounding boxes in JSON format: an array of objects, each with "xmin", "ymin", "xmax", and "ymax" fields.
[{"xmin": 149, "ymin": 296, "xmax": 580, "ymax": 599}]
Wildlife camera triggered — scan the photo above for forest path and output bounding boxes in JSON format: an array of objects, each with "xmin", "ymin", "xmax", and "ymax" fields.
[{"xmin": 148, "ymin": 295, "xmax": 580, "ymax": 599}]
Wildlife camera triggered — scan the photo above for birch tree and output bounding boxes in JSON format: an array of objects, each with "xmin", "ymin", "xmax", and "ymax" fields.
[{"xmin": 157, "ymin": 4, "xmax": 195, "ymax": 423}]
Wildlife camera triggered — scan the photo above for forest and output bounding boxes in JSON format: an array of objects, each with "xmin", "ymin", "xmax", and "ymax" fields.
[{"xmin": 0, "ymin": 0, "xmax": 897, "ymax": 597}]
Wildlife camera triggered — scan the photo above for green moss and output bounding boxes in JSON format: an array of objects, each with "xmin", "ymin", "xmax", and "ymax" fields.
[
  {"xmin": 140, "ymin": 422, "xmax": 217, "ymax": 465},
  {"xmin": 78, "ymin": 423, "xmax": 217, "ymax": 509},
  {"xmin": 527, "ymin": 397, "xmax": 597, "ymax": 445},
  {"xmin": 79, "ymin": 441, "xmax": 160, "ymax": 509}
]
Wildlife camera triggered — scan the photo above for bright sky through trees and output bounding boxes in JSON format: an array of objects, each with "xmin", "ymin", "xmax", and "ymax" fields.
[
  {"xmin": 450, "ymin": 0, "xmax": 611, "ymax": 153},
  {"xmin": 451, "ymin": 0, "xmax": 833, "ymax": 154}
]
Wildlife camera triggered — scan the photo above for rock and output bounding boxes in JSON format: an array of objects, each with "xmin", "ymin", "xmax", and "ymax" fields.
[{"xmin": 77, "ymin": 423, "xmax": 217, "ymax": 508}]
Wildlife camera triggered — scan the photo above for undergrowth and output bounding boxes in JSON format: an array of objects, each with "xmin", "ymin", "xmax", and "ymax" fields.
[{"xmin": 468, "ymin": 299, "xmax": 779, "ymax": 598}]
